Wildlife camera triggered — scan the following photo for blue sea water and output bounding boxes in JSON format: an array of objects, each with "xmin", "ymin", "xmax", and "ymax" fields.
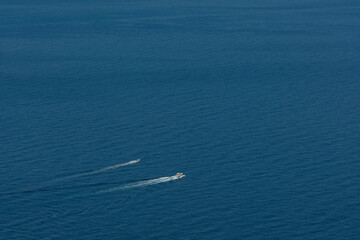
[{"xmin": 1, "ymin": 0, "xmax": 360, "ymax": 239}]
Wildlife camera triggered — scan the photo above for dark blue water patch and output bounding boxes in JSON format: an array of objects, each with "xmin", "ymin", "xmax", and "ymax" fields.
[{"xmin": 1, "ymin": 0, "xmax": 360, "ymax": 239}]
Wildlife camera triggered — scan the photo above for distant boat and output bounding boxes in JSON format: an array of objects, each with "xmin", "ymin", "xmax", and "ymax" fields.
[{"xmin": 175, "ymin": 172, "xmax": 185, "ymax": 179}]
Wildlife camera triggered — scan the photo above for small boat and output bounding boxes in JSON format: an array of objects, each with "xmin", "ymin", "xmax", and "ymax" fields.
[{"xmin": 175, "ymin": 172, "xmax": 184, "ymax": 178}]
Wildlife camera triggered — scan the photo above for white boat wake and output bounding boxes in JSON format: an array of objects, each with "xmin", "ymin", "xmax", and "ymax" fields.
[
  {"xmin": 68, "ymin": 174, "xmax": 185, "ymax": 199},
  {"xmin": 97, "ymin": 174, "xmax": 185, "ymax": 193},
  {"xmin": 6, "ymin": 159, "xmax": 141, "ymax": 197},
  {"xmin": 57, "ymin": 159, "xmax": 140, "ymax": 181}
]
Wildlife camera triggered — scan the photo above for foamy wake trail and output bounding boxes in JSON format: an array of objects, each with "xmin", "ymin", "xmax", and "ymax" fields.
[
  {"xmin": 69, "ymin": 174, "xmax": 185, "ymax": 199},
  {"xmin": 57, "ymin": 159, "xmax": 140, "ymax": 181}
]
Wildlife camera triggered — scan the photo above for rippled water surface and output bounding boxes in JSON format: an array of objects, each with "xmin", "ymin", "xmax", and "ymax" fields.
[{"xmin": 1, "ymin": 0, "xmax": 360, "ymax": 239}]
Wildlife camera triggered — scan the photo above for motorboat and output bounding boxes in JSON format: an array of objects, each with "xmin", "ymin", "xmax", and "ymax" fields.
[{"xmin": 175, "ymin": 173, "xmax": 184, "ymax": 178}]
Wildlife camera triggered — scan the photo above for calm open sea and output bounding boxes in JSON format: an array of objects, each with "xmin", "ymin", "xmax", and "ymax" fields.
[{"xmin": 1, "ymin": 0, "xmax": 360, "ymax": 239}]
